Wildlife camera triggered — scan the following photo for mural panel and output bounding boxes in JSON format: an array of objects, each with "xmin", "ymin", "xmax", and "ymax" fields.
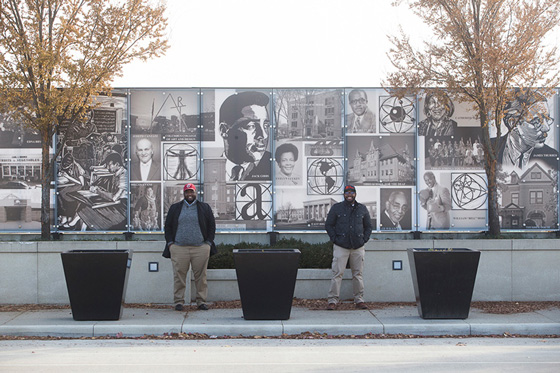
[
  {"xmin": 56, "ymin": 92, "xmax": 128, "ymax": 231},
  {"xmin": 416, "ymin": 90, "xmax": 487, "ymax": 230},
  {"xmin": 273, "ymin": 89, "xmax": 344, "ymax": 230},
  {"xmin": 493, "ymin": 90, "xmax": 558, "ymax": 229},
  {"xmin": 201, "ymin": 89, "xmax": 273, "ymax": 230}
]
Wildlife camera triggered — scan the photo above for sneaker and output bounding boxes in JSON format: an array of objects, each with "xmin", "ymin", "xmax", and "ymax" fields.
[
  {"xmin": 355, "ymin": 302, "xmax": 368, "ymax": 310},
  {"xmin": 327, "ymin": 302, "xmax": 337, "ymax": 311},
  {"xmin": 174, "ymin": 304, "xmax": 184, "ymax": 311},
  {"xmin": 197, "ymin": 303, "xmax": 209, "ymax": 311}
]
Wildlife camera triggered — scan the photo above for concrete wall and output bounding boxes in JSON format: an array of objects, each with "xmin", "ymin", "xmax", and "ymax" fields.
[{"xmin": 0, "ymin": 239, "xmax": 558, "ymax": 304}]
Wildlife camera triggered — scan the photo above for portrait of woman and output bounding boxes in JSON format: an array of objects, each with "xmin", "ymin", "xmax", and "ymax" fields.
[
  {"xmin": 275, "ymin": 143, "xmax": 301, "ymax": 185},
  {"xmin": 418, "ymin": 92, "xmax": 457, "ymax": 137}
]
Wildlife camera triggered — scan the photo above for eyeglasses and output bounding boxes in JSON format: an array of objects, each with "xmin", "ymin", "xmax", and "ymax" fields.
[
  {"xmin": 390, "ymin": 202, "xmax": 408, "ymax": 213},
  {"xmin": 350, "ymin": 98, "xmax": 367, "ymax": 105},
  {"xmin": 344, "ymin": 190, "xmax": 356, "ymax": 195},
  {"xmin": 527, "ymin": 115, "xmax": 553, "ymax": 131}
]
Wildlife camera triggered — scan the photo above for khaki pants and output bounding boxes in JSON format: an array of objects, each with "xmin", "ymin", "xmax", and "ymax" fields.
[
  {"xmin": 328, "ymin": 244, "xmax": 365, "ymax": 304},
  {"xmin": 170, "ymin": 243, "xmax": 210, "ymax": 306}
]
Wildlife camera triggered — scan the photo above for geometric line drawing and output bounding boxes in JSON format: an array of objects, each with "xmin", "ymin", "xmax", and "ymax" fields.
[
  {"xmin": 163, "ymin": 143, "xmax": 199, "ymax": 181},
  {"xmin": 452, "ymin": 173, "xmax": 488, "ymax": 210}
]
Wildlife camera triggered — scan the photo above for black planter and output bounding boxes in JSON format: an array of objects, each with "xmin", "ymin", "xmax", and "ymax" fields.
[
  {"xmin": 61, "ymin": 249, "xmax": 132, "ymax": 321},
  {"xmin": 233, "ymin": 249, "xmax": 300, "ymax": 320},
  {"xmin": 407, "ymin": 248, "xmax": 480, "ymax": 319}
]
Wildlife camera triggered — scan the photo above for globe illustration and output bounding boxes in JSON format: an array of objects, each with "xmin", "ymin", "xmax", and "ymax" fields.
[{"xmin": 307, "ymin": 158, "xmax": 344, "ymax": 195}]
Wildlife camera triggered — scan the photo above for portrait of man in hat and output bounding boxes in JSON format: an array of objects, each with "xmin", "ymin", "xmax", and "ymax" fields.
[{"xmin": 219, "ymin": 91, "xmax": 272, "ymax": 181}]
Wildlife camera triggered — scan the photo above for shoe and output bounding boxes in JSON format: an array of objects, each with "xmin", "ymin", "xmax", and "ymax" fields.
[
  {"xmin": 174, "ymin": 304, "xmax": 183, "ymax": 311},
  {"xmin": 327, "ymin": 303, "xmax": 337, "ymax": 310},
  {"xmin": 356, "ymin": 302, "xmax": 368, "ymax": 310},
  {"xmin": 197, "ymin": 303, "xmax": 209, "ymax": 311}
]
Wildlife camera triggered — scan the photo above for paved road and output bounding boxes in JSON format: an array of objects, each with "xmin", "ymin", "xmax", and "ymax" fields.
[{"xmin": 1, "ymin": 338, "xmax": 559, "ymax": 372}]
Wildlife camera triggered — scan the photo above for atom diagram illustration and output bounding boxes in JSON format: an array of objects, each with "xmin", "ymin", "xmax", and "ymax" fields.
[{"xmin": 379, "ymin": 96, "xmax": 415, "ymax": 133}]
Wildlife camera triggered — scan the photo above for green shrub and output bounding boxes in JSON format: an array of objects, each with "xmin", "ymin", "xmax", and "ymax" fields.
[{"xmin": 207, "ymin": 238, "xmax": 333, "ymax": 269}]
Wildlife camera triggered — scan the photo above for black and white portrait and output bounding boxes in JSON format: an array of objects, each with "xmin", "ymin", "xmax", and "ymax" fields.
[
  {"xmin": 346, "ymin": 89, "xmax": 376, "ymax": 133},
  {"xmin": 492, "ymin": 89, "xmax": 557, "ymax": 172},
  {"xmin": 418, "ymin": 91, "xmax": 457, "ymax": 137},
  {"xmin": 219, "ymin": 91, "xmax": 272, "ymax": 182},
  {"xmin": 131, "ymin": 183, "xmax": 161, "ymax": 231},
  {"xmin": 130, "ymin": 134, "xmax": 161, "ymax": 181},
  {"xmin": 275, "ymin": 142, "xmax": 302, "ymax": 186},
  {"xmin": 379, "ymin": 188, "xmax": 412, "ymax": 231},
  {"xmin": 418, "ymin": 171, "xmax": 452, "ymax": 230}
]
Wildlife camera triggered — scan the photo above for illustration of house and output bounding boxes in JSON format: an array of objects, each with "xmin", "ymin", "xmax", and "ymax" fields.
[{"xmin": 499, "ymin": 163, "xmax": 558, "ymax": 229}]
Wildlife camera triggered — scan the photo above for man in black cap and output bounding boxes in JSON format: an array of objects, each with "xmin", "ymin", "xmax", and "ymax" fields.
[
  {"xmin": 324, "ymin": 184, "xmax": 373, "ymax": 310},
  {"xmin": 219, "ymin": 91, "xmax": 271, "ymax": 181}
]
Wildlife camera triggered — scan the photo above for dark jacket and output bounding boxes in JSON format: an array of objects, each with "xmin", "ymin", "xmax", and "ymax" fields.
[
  {"xmin": 325, "ymin": 200, "xmax": 373, "ymax": 250},
  {"xmin": 163, "ymin": 199, "xmax": 216, "ymax": 258}
]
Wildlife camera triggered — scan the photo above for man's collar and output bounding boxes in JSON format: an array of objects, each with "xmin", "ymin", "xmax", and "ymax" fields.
[
  {"xmin": 384, "ymin": 210, "xmax": 400, "ymax": 227},
  {"xmin": 505, "ymin": 134, "xmax": 532, "ymax": 168},
  {"xmin": 184, "ymin": 199, "xmax": 197, "ymax": 207}
]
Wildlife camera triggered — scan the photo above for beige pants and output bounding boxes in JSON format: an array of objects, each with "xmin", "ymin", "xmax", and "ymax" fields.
[
  {"xmin": 170, "ymin": 243, "xmax": 210, "ymax": 306},
  {"xmin": 328, "ymin": 244, "xmax": 365, "ymax": 304}
]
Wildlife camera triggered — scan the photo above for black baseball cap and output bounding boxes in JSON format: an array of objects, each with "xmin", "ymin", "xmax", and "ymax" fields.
[{"xmin": 344, "ymin": 185, "xmax": 356, "ymax": 193}]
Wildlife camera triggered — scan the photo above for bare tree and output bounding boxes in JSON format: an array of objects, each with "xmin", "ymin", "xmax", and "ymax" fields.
[
  {"xmin": 385, "ymin": 0, "xmax": 560, "ymax": 236},
  {"xmin": 0, "ymin": 0, "xmax": 168, "ymax": 238}
]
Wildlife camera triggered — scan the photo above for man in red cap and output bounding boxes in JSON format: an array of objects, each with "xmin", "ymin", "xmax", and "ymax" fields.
[
  {"xmin": 163, "ymin": 183, "xmax": 216, "ymax": 311},
  {"xmin": 324, "ymin": 184, "xmax": 373, "ymax": 310}
]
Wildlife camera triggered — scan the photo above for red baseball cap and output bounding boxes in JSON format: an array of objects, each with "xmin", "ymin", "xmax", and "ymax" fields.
[{"xmin": 183, "ymin": 183, "xmax": 196, "ymax": 192}]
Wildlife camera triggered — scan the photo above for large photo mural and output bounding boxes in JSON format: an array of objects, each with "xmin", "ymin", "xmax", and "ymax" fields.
[{"xmin": 0, "ymin": 87, "xmax": 557, "ymax": 233}]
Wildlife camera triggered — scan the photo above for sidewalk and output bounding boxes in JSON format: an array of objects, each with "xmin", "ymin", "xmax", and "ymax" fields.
[{"xmin": 1, "ymin": 304, "xmax": 559, "ymax": 338}]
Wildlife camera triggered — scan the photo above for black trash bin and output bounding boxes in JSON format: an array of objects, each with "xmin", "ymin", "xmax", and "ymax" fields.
[
  {"xmin": 408, "ymin": 248, "xmax": 480, "ymax": 319},
  {"xmin": 61, "ymin": 249, "xmax": 132, "ymax": 321},
  {"xmin": 233, "ymin": 249, "xmax": 300, "ymax": 320}
]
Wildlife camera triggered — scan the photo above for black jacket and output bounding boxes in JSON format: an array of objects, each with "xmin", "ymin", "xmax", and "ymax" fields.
[
  {"xmin": 325, "ymin": 200, "xmax": 373, "ymax": 249},
  {"xmin": 163, "ymin": 199, "xmax": 216, "ymax": 258}
]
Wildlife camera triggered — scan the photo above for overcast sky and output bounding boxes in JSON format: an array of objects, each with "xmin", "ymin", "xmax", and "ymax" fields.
[{"xmin": 112, "ymin": 0, "xmax": 427, "ymax": 88}]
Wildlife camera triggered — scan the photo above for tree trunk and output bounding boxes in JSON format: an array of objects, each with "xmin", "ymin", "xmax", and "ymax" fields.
[
  {"xmin": 486, "ymin": 157, "xmax": 501, "ymax": 236},
  {"xmin": 479, "ymin": 107, "xmax": 501, "ymax": 237},
  {"xmin": 41, "ymin": 136, "xmax": 52, "ymax": 240}
]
